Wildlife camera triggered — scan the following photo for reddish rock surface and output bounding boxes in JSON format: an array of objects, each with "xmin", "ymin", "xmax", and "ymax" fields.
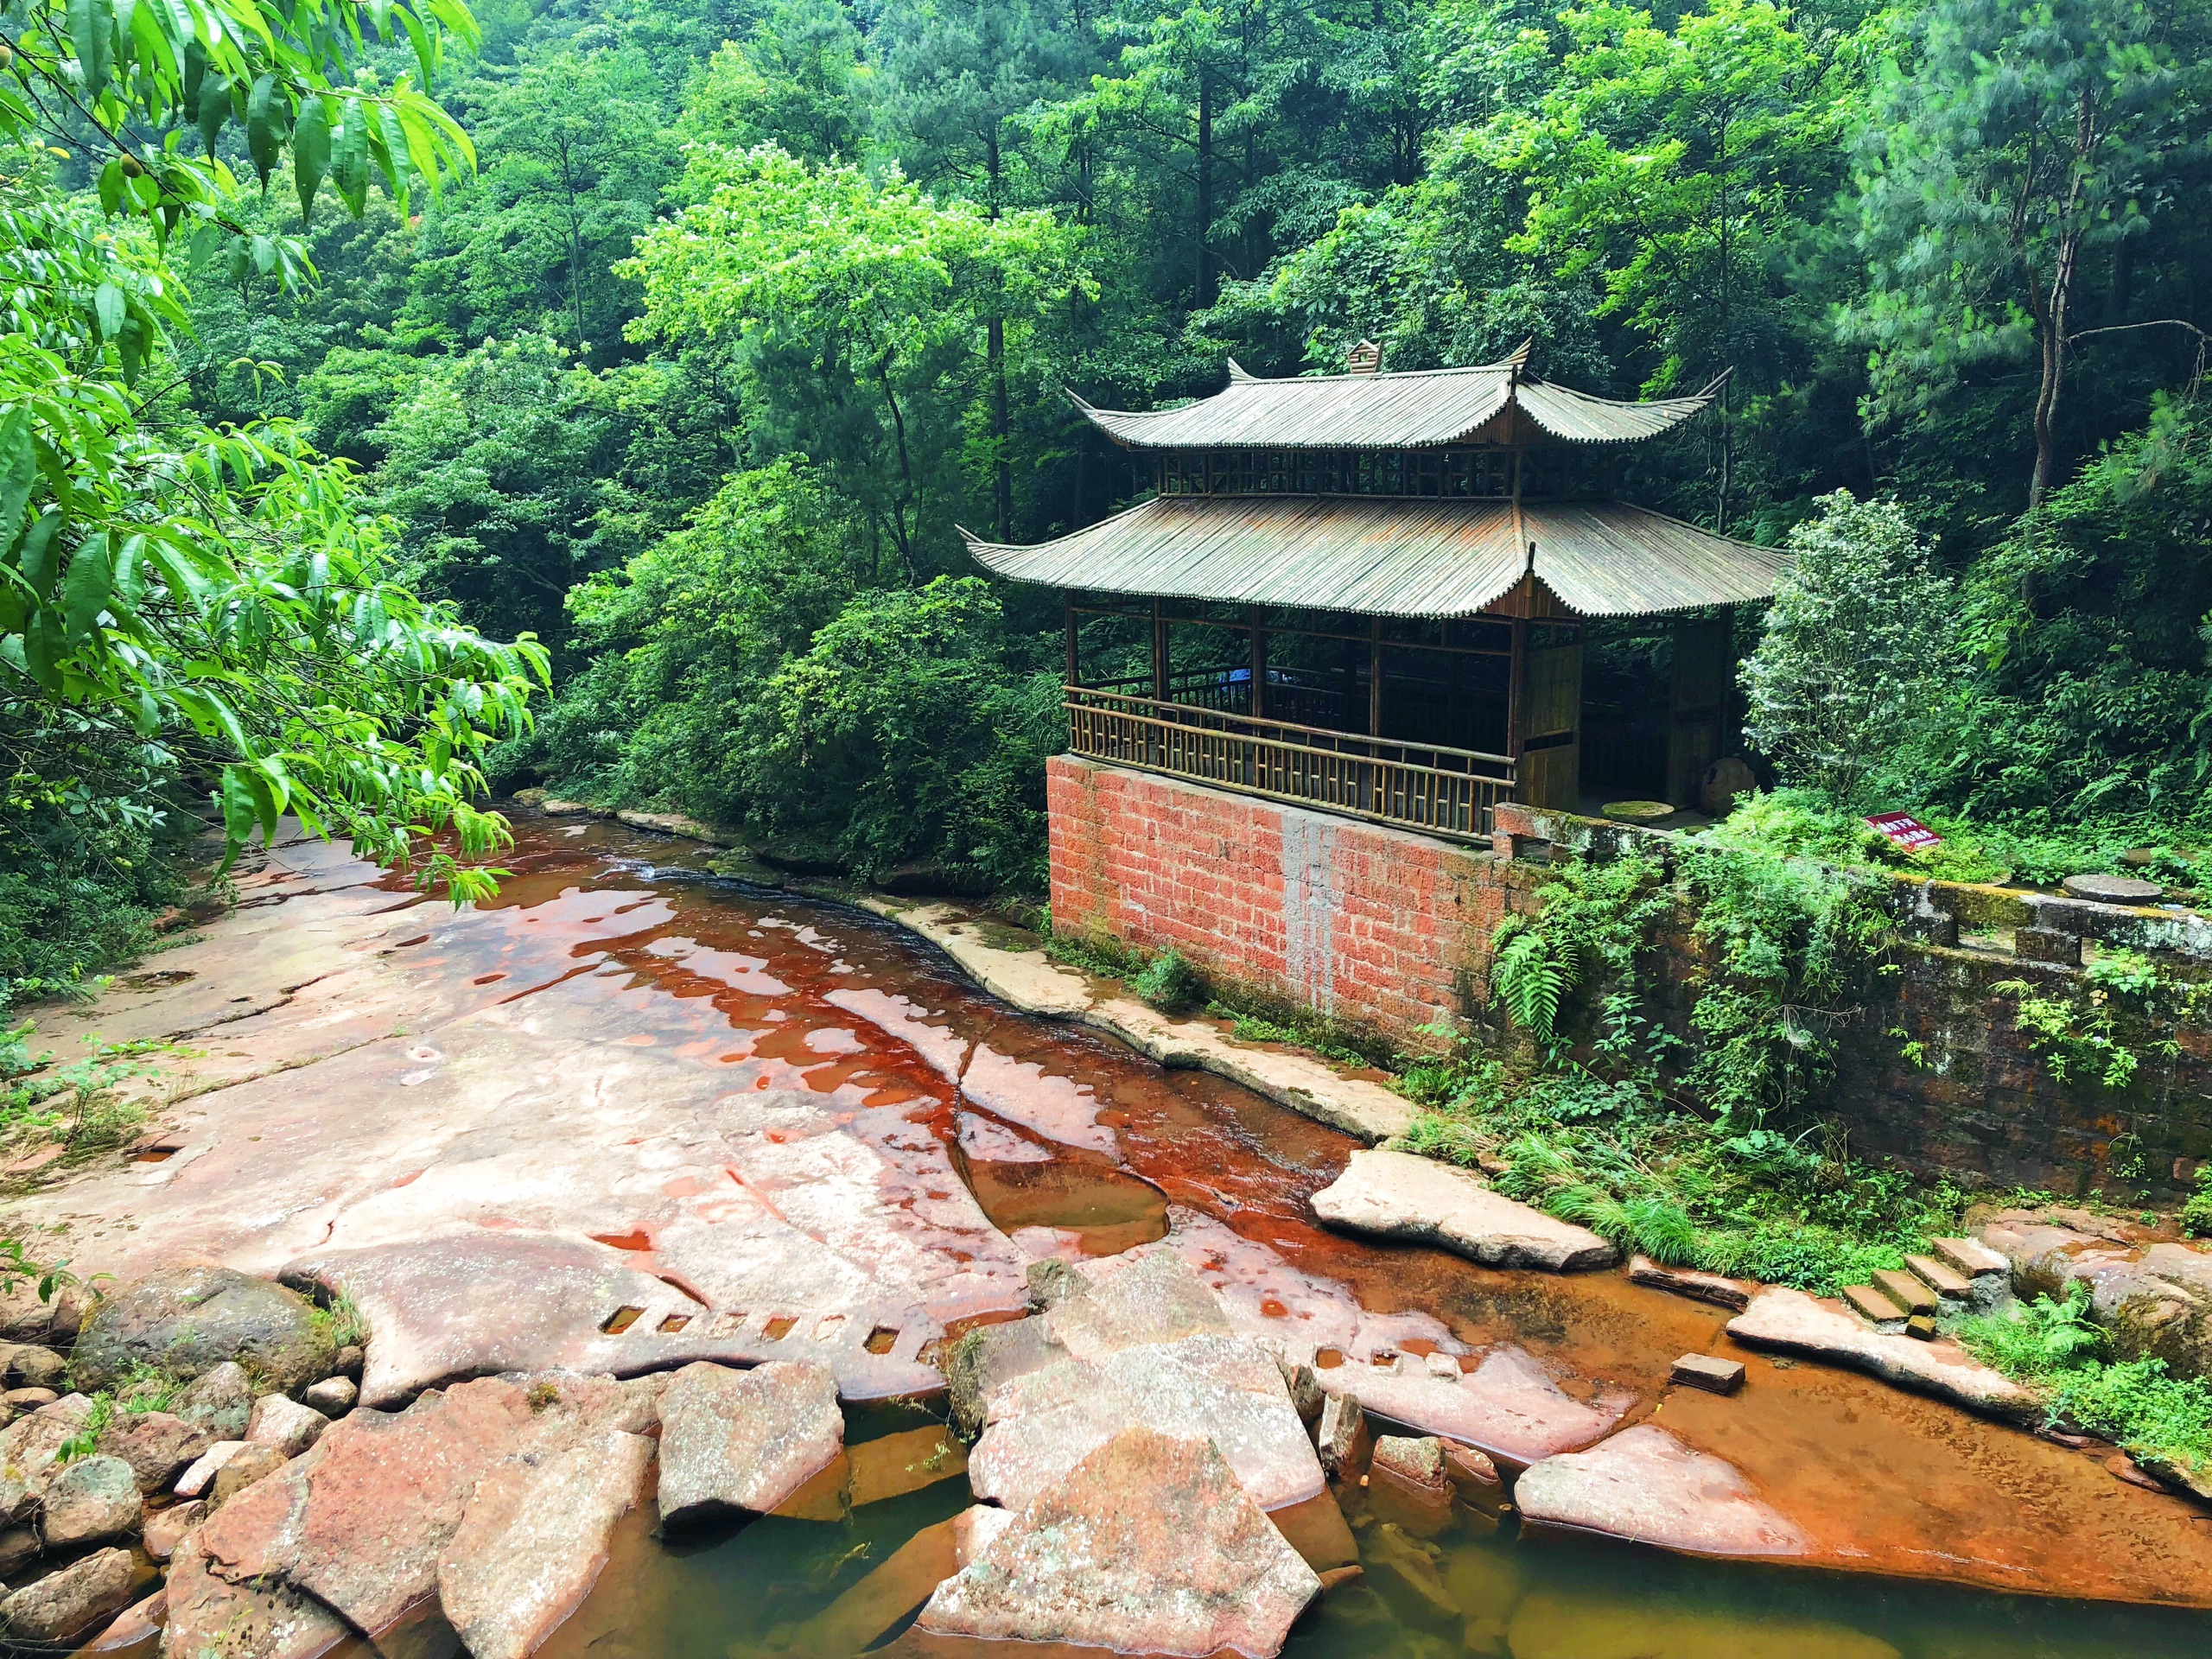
[
  {"xmin": 0, "ymin": 1545, "xmax": 137, "ymax": 1644},
  {"xmin": 96, "ymin": 1409, "xmax": 213, "ymax": 1492},
  {"xmin": 1726, "ymin": 1288, "xmax": 2036, "ymax": 1418},
  {"xmin": 162, "ymin": 1534, "xmax": 347, "ymax": 1659},
  {"xmin": 919, "ymin": 1427, "xmax": 1321, "ymax": 1657},
  {"xmin": 1516, "ymin": 1424, "xmax": 1808, "ymax": 1557},
  {"xmin": 1311, "ymin": 1150, "xmax": 1617, "ymax": 1272},
  {"xmin": 656, "ymin": 1361, "xmax": 843, "ymax": 1525}
]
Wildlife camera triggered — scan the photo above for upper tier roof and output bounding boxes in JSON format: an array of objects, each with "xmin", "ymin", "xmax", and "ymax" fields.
[{"xmin": 1072, "ymin": 351, "xmax": 1723, "ymax": 450}]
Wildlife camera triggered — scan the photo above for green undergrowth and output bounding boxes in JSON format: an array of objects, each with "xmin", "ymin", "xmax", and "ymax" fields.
[{"xmin": 1960, "ymin": 1284, "xmax": 2212, "ymax": 1480}]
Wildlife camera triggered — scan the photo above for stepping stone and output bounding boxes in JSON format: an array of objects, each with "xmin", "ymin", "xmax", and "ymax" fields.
[
  {"xmin": 1310, "ymin": 1149, "xmax": 1617, "ymax": 1272},
  {"xmin": 1904, "ymin": 1254, "xmax": 1973, "ymax": 1300},
  {"xmin": 1906, "ymin": 1314, "xmax": 1937, "ymax": 1341},
  {"xmin": 1630, "ymin": 1255, "xmax": 1751, "ymax": 1312},
  {"xmin": 2062, "ymin": 873, "xmax": 2163, "ymax": 904},
  {"xmin": 1931, "ymin": 1236, "xmax": 2007, "ymax": 1279},
  {"xmin": 1840, "ymin": 1284, "xmax": 1905, "ymax": 1325},
  {"xmin": 1871, "ymin": 1269, "xmax": 1936, "ymax": 1316},
  {"xmin": 1669, "ymin": 1353, "xmax": 1745, "ymax": 1395},
  {"xmin": 1726, "ymin": 1288, "xmax": 2037, "ymax": 1419}
]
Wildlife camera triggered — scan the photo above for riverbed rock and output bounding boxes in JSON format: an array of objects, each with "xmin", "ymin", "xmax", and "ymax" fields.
[
  {"xmin": 38, "ymin": 1455, "xmax": 142, "ymax": 1548},
  {"xmin": 1315, "ymin": 1389, "xmax": 1369, "ymax": 1477},
  {"xmin": 944, "ymin": 1317, "xmax": 1065, "ymax": 1440},
  {"xmin": 174, "ymin": 1440, "xmax": 250, "ymax": 1498},
  {"xmin": 97, "ymin": 1408, "xmax": 213, "ymax": 1491},
  {"xmin": 0, "ymin": 1394, "xmax": 95, "ymax": 1521},
  {"xmin": 918, "ymin": 1426, "xmax": 1321, "ymax": 1658},
  {"xmin": 1726, "ymin": 1288, "xmax": 2037, "ymax": 1419},
  {"xmin": 0, "ymin": 1283, "xmax": 87, "ymax": 1347},
  {"xmin": 162, "ymin": 1534, "xmax": 348, "ymax": 1659},
  {"xmin": 209, "ymin": 1443, "xmax": 289, "ymax": 1506},
  {"xmin": 0, "ymin": 1525, "xmax": 37, "ymax": 1576},
  {"xmin": 1, "ymin": 1386, "xmax": 54, "ymax": 1411},
  {"xmin": 1323, "ymin": 1344, "xmax": 1633, "ymax": 1472},
  {"xmin": 1045, "ymin": 1244, "xmax": 1235, "ymax": 1357},
  {"xmin": 302, "ymin": 1376, "xmax": 355, "ymax": 1416},
  {"xmin": 969, "ymin": 1332, "xmax": 1325, "ymax": 1514},
  {"xmin": 1516, "ymin": 1425, "xmax": 1806, "ymax": 1558},
  {"xmin": 0, "ymin": 1545, "xmax": 136, "ymax": 1644},
  {"xmin": 1368, "ymin": 1435, "xmax": 1453, "ymax": 1535},
  {"xmin": 1442, "ymin": 1441, "xmax": 1507, "ymax": 1516},
  {"xmin": 71, "ymin": 1267, "xmax": 335, "ymax": 1395},
  {"xmin": 246, "ymin": 1395, "xmax": 329, "ymax": 1458},
  {"xmin": 1310, "ymin": 1151, "xmax": 1617, "ymax": 1272},
  {"xmin": 656, "ymin": 1361, "xmax": 843, "ymax": 1527},
  {"xmin": 1630, "ymin": 1255, "xmax": 1751, "ymax": 1312},
  {"xmin": 80, "ymin": 1588, "xmax": 164, "ymax": 1654},
  {"xmin": 176, "ymin": 1362, "xmax": 253, "ymax": 1439},
  {"xmin": 5, "ymin": 1345, "xmax": 66, "ymax": 1390},
  {"xmin": 437, "ymin": 1428, "xmax": 655, "ymax": 1659},
  {"xmin": 144, "ymin": 1497, "xmax": 207, "ymax": 1560},
  {"xmin": 1983, "ymin": 1216, "xmax": 2212, "ymax": 1383}
]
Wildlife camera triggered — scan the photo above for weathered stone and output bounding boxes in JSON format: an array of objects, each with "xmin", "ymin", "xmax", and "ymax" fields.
[
  {"xmin": 174, "ymin": 1440, "xmax": 251, "ymax": 1499},
  {"xmin": 969, "ymin": 1333, "xmax": 1325, "ymax": 1514},
  {"xmin": 209, "ymin": 1443, "xmax": 288, "ymax": 1506},
  {"xmin": 944, "ymin": 1318, "xmax": 1065, "ymax": 1440},
  {"xmin": 1516, "ymin": 1425, "xmax": 1807, "ymax": 1558},
  {"xmin": 245, "ymin": 1395, "xmax": 329, "ymax": 1458},
  {"xmin": 1629, "ymin": 1255, "xmax": 1751, "ymax": 1312},
  {"xmin": 69, "ymin": 1267, "xmax": 334, "ymax": 1395},
  {"xmin": 175, "ymin": 1362, "xmax": 253, "ymax": 1439},
  {"xmin": 333, "ymin": 1345, "xmax": 364, "ymax": 1381},
  {"xmin": 1278, "ymin": 1357, "xmax": 1323, "ymax": 1424},
  {"xmin": 1506, "ymin": 1587, "xmax": 1901, "ymax": 1659},
  {"xmin": 1268, "ymin": 1489, "xmax": 1358, "ymax": 1570},
  {"xmin": 1315, "ymin": 1389, "xmax": 1369, "ymax": 1478},
  {"xmin": 951, "ymin": 1502, "xmax": 1014, "ymax": 1568},
  {"xmin": 918, "ymin": 1427, "xmax": 1321, "ymax": 1658},
  {"xmin": 1983, "ymin": 1220, "xmax": 2212, "ymax": 1385},
  {"xmin": 1310, "ymin": 1150, "xmax": 1617, "ymax": 1272},
  {"xmin": 1371, "ymin": 1434, "xmax": 1446, "ymax": 1485},
  {"xmin": 2062, "ymin": 873, "xmax": 2163, "ymax": 905},
  {"xmin": 1, "ymin": 1388, "xmax": 56, "ymax": 1411},
  {"xmin": 437, "ymin": 1428, "xmax": 654, "ymax": 1659},
  {"xmin": 1906, "ymin": 1313, "xmax": 1937, "ymax": 1340},
  {"xmin": 0, "ymin": 1546, "xmax": 136, "ymax": 1644},
  {"xmin": 162, "ymin": 1535, "xmax": 347, "ymax": 1659},
  {"xmin": 0, "ymin": 1525, "xmax": 38, "ymax": 1577},
  {"xmin": 2012, "ymin": 925, "xmax": 2082, "ymax": 966},
  {"xmin": 656, "ymin": 1361, "xmax": 843, "ymax": 1527},
  {"xmin": 0, "ymin": 1394, "xmax": 94, "ymax": 1522},
  {"xmin": 38, "ymin": 1455, "xmax": 142, "ymax": 1548},
  {"xmin": 302, "ymin": 1376, "xmax": 356, "ymax": 1416},
  {"xmin": 143, "ymin": 1497, "xmax": 207, "ymax": 1561},
  {"xmin": 1441, "ymin": 1441, "xmax": 1507, "ymax": 1516},
  {"xmin": 1671, "ymin": 1353, "xmax": 1745, "ymax": 1394},
  {"xmin": 96, "ymin": 1409, "xmax": 213, "ymax": 1492},
  {"xmin": 79, "ymin": 1588, "xmax": 163, "ymax": 1654},
  {"xmin": 1368, "ymin": 1435, "xmax": 1453, "ymax": 1535},
  {"xmin": 1043, "ymin": 1244, "xmax": 1234, "ymax": 1358},
  {"xmin": 1727, "ymin": 1288, "xmax": 2037, "ymax": 1419},
  {"xmin": 0, "ymin": 1283, "xmax": 87, "ymax": 1346},
  {"xmin": 1323, "ymin": 1344, "xmax": 1632, "ymax": 1473},
  {"xmin": 1903, "ymin": 1254, "xmax": 1974, "ymax": 1300},
  {"xmin": 8, "ymin": 1347, "xmax": 66, "ymax": 1390},
  {"xmin": 1934, "ymin": 1235, "xmax": 2009, "ymax": 1278},
  {"xmin": 1841, "ymin": 1283, "xmax": 1908, "ymax": 1325},
  {"xmin": 1872, "ymin": 1269, "xmax": 1936, "ymax": 1317},
  {"xmin": 1024, "ymin": 1257, "xmax": 1088, "ymax": 1310}
]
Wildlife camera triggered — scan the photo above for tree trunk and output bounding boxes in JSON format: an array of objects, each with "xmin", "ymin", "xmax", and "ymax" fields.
[{"xmin": 1194, "ymin": 70, "xmax": 1214, "ymax": 309}]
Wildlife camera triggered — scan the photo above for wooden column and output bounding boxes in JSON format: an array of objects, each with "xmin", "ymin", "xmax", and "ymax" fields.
[
  {"xmin": 1150, "ymin": 598, "xmax": 1168, "ymax": 702},
  {"xmin": 1368, "ymin": 615, "xmax": 1384, "ymax": 738},
  {"xmin": 1063, "ymin": 594, "xmax": 1079, "ymax": 688},
  {"xmin": 1505, "ymin": 616, "xmax": 1527, "ymax": 765},
  {"xmin": 1247, "ymin": 606, "xmax": 1267, "ymax": 721}
]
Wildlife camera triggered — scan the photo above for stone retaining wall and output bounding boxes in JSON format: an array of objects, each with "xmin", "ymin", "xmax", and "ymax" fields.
[{"xmin": 1046, "ymin": 756, "xmax": 2212, "ymax": 1198}]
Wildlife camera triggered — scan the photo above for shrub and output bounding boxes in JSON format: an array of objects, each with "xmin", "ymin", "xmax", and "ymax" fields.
[{"xmin": 1131, "ymin": 950, "xmax": 1203, "ymax": 1013}]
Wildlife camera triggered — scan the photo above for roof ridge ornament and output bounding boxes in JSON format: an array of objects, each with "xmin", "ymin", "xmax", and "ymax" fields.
[{"xmin": 1345, "ymin": 338, "xmax": 1382, "ymax": 374}]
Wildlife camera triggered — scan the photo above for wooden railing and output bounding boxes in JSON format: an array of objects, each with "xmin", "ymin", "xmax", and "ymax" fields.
[
  {"xmin": 1086, "ymin": 665, "xmax": 1350, "ymax": 728},
  {"xmin": 1065, "ymin": 687, "xmax": 1516, "ymax": 841}
]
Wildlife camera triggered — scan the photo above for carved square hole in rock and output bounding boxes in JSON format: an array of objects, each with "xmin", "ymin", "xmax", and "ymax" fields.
[
  {"xmin": 1369, "ymin": 1351, "xmax": 1398, "ymax": 1368},
  {"xmin": 762, "ymin": 1315, "xmax": 798, "ymax": 1341},
  {"xmin": 600, "ymin": 1306, "xmax": 644, "ymax": 1336},
  {"xmin": 657, "ymin": 1314, "xmax": 691, "ymax": 1335},
  {"xmin": 864, "ymin": 1326, "xmax": 899, "ymax": 1355}
]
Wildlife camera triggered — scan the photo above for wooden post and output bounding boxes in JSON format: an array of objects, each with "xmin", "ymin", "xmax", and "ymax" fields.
[
  {"xmin": 1506, "ymin": 615, "xmax": 1527, "ymax": 765},
  {"xmin": 1151, "ymin": 598, "xmax": 1168, "ymax": 702},
  {"xmin": 1248, "ymin": 607, "xmax": 1266, "ymax": 721},
  {"xmin": 1368, "ymin": 615, "xmax": 1384, "ymax": 738},
  {"xmin": 1064, "ymin": 594, "xmax": 1079, "ymax": 688}
]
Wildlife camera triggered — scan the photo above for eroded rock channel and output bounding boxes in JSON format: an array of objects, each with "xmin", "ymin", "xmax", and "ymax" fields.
[{"xmin": 8, "ymin": 810, "xmax": 2211, "ymax": 1659}]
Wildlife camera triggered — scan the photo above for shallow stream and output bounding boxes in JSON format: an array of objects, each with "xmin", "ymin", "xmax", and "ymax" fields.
[{"xmin": 417, "ymin": 814, "xmax": 2209, "ymax": 1659}]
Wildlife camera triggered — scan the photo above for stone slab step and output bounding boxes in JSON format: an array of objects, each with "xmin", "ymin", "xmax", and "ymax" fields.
[
  {"xmin": 1872, "ymin": 1268, "xmax": 1937, "ymax": 1317},
  {"xmin": 1931, "ymin": 1236, "xmax": 2008, "ymax": 1279},
  {"xmin": 1840, "ymin": 1283, "xmax": 1906, "ymax": 1325},
  {"xmin": 1904, "ymin": 1254, "xmax": 1974, "ymax": 1300}
]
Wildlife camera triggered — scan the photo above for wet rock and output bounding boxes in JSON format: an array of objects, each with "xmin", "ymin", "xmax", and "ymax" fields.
[
  {"xmin": 302, "ymin": 1376, "xmax": 355, "ymax": 1417},
  {"xmin": 1441, "ymin": 1441, "xmax": 1507, "ymax": 1517},
  {"xmin": 0, "ymin": 1395, "xmax": 95, "ymax": 1521},
  {"xmin": 245, "ymin": 1395, "xmax": 329, "ymax": 1458},
  {"xmin": 174, "ymin": 1440, "xmax": 250, "ymax": 1499},
  {"xmin": 1278, "ymin": 1357, "xmax": 1323, "ymax": 1424},
  {"xmin": 944, "ymin": 1318, "xmax": 1065, "ymax": 1440},
  {"xmin": 1669, "ymin": 1354, "xmax": 1745, "ymax": 1395},
  {"xmin": 70, "ymin": 1267, "xmax": 334, "ymax": 1395},
  {"xmin": 918, "ymin": 1426, "xmax": 1321, "ymax": 1658},
  {"xmin": 209, "ymin": 1444, "xmax": 289, "ymax": 1507},
  {"xmin": 1630, "ymin": 1255, "xmax": 1751, "ymax": 1312},
  {"xmin": 162, "ymin": 1535, "xmax": 347, "ymax": 1659},
  {"xmin": 1024, "ymin": 1257, "xmax": 1088, "ymax": 1310},
  {"xmin": 1364, "ymin": 1522, "xmax": 1455, "ymax": 1617},
  {"xmin": 1368, "ymin": 1435, "xmax": 1453, "ymax": 1535},
  {"xmin": 656, "ymin": 1361, "xmax": 843, "ymax": 1528},
  {"xmin": 1044, "ymin": 1245, "xmax": 1234, "ymax": 1358},
  {"xmin": 144, "ymin": 1497, "xmax": 207, "ymax": 1561},
  {"xmin": 176, "ymin": 1363, "xmax": 253, "ymax": 1440},
  {"xmin": 1516, "ymin": 1425, "xmax": 1806, "ymax": 1558},
  {"xmin": 848, "ymin": 1425, "xmax": 967, "ymax": 1509},
  {"xmin": 970, "ymin": 1333, "xmax": 1325, "ymax": 1514},
  {"xmin": 437, "ymin": 1429, "xmax": 654, "ymax": 1659},
  {"xmin": 1316, "ymin": 1391, "xmax": 1370, "ymax": 1478},
  {"xmin": 97, "ymin": 1409, "xmax": 213, "ymax": 1492},
  {"xmin": 1726, "ymin": 1288, "xmax": 2037, "ymax": 1419},
  {"xmin": 1505, "ymin": 1586, "xmax": 1901, "ymax": 1659},
  {"xmin": 0, "ymin": 1525, "xmax": 37, "ymax": 1576},
  {"xmin": 1311, "ymin": 1151, "xmax": 1617, "ymax": 1272},
  {"xmin": 79, "ymin": 1588, "xmax": 163, "ymax": 1654},
  {"xmin": 1325, "ymin": 1344, "xmax": 1632, "ymax": 1473},
  {"xmin": 38, "ymin": 1455, "xmax": 142, "ymax": 1548},
  {"xmin": 0, "ymin": 1546, "xmax": 135, "ymax": 1644}
]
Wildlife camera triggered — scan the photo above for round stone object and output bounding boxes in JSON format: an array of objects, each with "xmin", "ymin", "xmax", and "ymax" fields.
[
  {"xmin": 71, "ymin": 1267, "xmax": 336, "ymax": 1395},
  {"xmin": 1602, "ymin": 800, "xmax": 1675, "ymax": 825},
  {"xmin": 2061, "ymin": 873, "xmax": 2164, "ymax": 905},
  {"xmin": 1700, "ymin": 756, "xmax": 1758, "ymax": 817}
]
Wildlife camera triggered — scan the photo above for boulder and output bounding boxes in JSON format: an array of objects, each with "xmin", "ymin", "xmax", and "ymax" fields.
[
  {"xmin": 70, "ymin": 1268, "xmax": 335, "ymax": 1395},
  {"xmin": 1984, "ymin": 1217, "xmax": 2212, "ymax": 1384},
  {"xmin": 302, "ymin": 1377, "xmax": 356, "ymax": 1417},
  {"xmin": 144, "ymin": 1497, "xmax": 207, "ymax": 1562},
  {"xmin": 969, "ymin": 1333, "xmax": 1325, "ymax": 1515},
  {"xmin": 162, "ymin": 1535, "xmax": 348, "ymax": 1659},
  {"xmin": 655, "ymin": 1361, "xmax": 844, "ymax": 1528},
  {"xmin": 952, "ymin": 1503, "xmax": 1015, "ymax": 1568},
  {"xmin": 0, "ymin": 1546, "xmax": 136, "ymax": 1644},
  {"xmin": 1629, "ymin": 1255, "xmax": 1751, "ymax": 1312},
  {"xmin": 437, "ymin": 1429, "xmax": 655, "ymax": 1659},
  {"xmin": 944, "ymin": 1318, "xmax": 1065, "ymax": 1440},
  {"xmin": 174, "ymin": 1440, "xmax": 251, "ymax": 1499},
  {"xmin": 1515, "ymin": 1425, "xmax": 1806, "ymax": 1558},
  {"xmin": 918, "ymin": 1427, "xmax": 1321, "ymax": 1658},
  {"xmin": 175, "ymin": 1362, "xmax": 253, "ymax": 1440},
  {"xmin": 246, "ymin": 1395, "xmax": 330, "ymax": 1458},
  {"xmin": 1, "ymin": 1388, "xmax": 54, "ymax": 1411},
  {"xmin": 7, "ymin": 1347, "xmax": 66, "ymax": 1391},
  {"xmin": 333, "ymin": 1345, "xmax": 365, "ymax": 1381},
  {"xmin": 1441, "ymin": 1441, "xmax": 1507, "ymax": 1517},
  {"xmin": 1726, "ymin": 1288, "xmax": 2037, "ymax": 1419},
  {"xmin": 37, "ymin": 1455, "xmax": 141, "ymax": 1548},
  {"xmin": 0, "ymin": 1282, "xmax": 87, "ymax": 1346},
  {"xmin": 1367, "ymin": 1435, "xmax": 1452, "ymax": 1535},
  {"xmin": 96, "ymin": 1409, "xmax": 213, "ymax": 1491},
  {"xmin": 210, "ymin": 1444, "xmax": 289, "ymax": 1507},
  {"xmin": 1044, "ymin": 1245, "xmax": 1234, "ymax": 1358},
  {"xmin": 1310, "ymin": 1150, "xmax": 1617, "ymax": 1271},
  {"xmin": 0, "ymin": 1526, "xmax": 37, "ymax": 1577},
  {"xmin": 79, "ymin": 1588, "xmax": 164, "ymax": 1654},
  {"xmin": 0, "ymin": 1395, "xmax": 95, "ymax": 1521}
]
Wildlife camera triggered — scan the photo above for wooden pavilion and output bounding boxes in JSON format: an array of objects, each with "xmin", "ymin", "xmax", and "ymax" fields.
[{"xmin": 963, "ymin": 343, "xmax": 1788, "ymax": 841}]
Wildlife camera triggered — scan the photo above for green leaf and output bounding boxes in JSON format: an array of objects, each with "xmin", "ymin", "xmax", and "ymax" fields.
[
  {"xmin": 219, "ymin": 764, "xmax": 262, "ymax": 849},
  {"xmin": 61, "ymin": 532, "xmax": 113, "ymax": 640},
  {"xmin": 333, "ymin": 99, "xmax": 370, "ymax": 215},
  {"xmin": 16, "ymin": 512, "xmax": 62, "ymax": 600},
  {"xmin": 67, "ymin": 0, "xmax": 116, "ymax": 99},
  {"xmin": 293, "ymin": 94, "xmax": 332, "ymax": 220},
  {"xmin": 246, "ymin": 73, "xmax": 281, "ymax": 187},
  {"xmin": 199, "ymin": 74, "xmax": 229, "ymax": 156},
  {"xmin": 92, "ymin": 282, "xmax": 124, "ymax": 340},
  {"xmin": 0, "ymin": 409, "xmax": 35, "ymax": 545}
]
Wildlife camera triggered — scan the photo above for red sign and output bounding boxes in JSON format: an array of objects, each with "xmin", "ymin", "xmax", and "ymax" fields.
[{"xmin": 1866, "ymin": 812, "xmax": 1942, "ymax": 852}]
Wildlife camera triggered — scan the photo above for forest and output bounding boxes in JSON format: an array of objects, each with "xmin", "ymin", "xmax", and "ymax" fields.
[{"xmin": 2, "ymin": 0, "xmax": 2210, "ymax": 1007}]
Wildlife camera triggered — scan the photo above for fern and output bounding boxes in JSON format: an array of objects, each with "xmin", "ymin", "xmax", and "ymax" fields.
[{"xmin": 1492, "ymin": 928, "xmax": 1570, "ymax": 1040}]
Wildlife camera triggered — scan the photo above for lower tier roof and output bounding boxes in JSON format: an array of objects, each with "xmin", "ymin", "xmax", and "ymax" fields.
[{"xmin": 962, "ymin": 494, "xmax": 1788, "ymax": 619}]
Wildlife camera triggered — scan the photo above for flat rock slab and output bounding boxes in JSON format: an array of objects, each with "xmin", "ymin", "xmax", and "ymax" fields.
[
  {"xmin": 1516, "ymin": 1424, "xmax": 1808, "ymax": 1558},
  {"xmin": 2062, "ymin": 873, "xmax": 2163, "ymax": 904},
  {"xmin": 1043, "ymin": 1243, "xmax": 1235, "ymax": 1359},
  {"xmin": 1318, "ymin": 1344, "xmax": 1632, "ymax": 1471},
  {"xmin": 970, "ymin": 1333, "xmax": 1325, "ymax": 1514},
  {"xmin": 1727, "ymin": 1288, "xmax": 2037, "ymax": 1419},
  {"xmin": 163, "ymin": 1535, "xmax": 349, "ymax": 1659},
  {"xmin": 656, "ymin": 1360, "xmax": 843, "ymax": 1525},
  {"xmin": 70, "ymin": 1265, "xmax": 335, "ymax": 1395},
  {"xmin": 0, "ymin": 1544, "xmax": 137, "ymax": 1645},
  {"xmin": 1671, "ymin": 1353, "xmax": 1745, "ymax": 1394},
  {"xmin": 1631, "ymin": 1255, "xmax": 1751, "ymax": 1311},
  {"xmin": 1310, "ymin": 1149, "xmax": 1617, "ymax": 1271},
  {"xmin": 919, "ymin": 1426, "xmax": 1321, "ymax": 1658}
]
